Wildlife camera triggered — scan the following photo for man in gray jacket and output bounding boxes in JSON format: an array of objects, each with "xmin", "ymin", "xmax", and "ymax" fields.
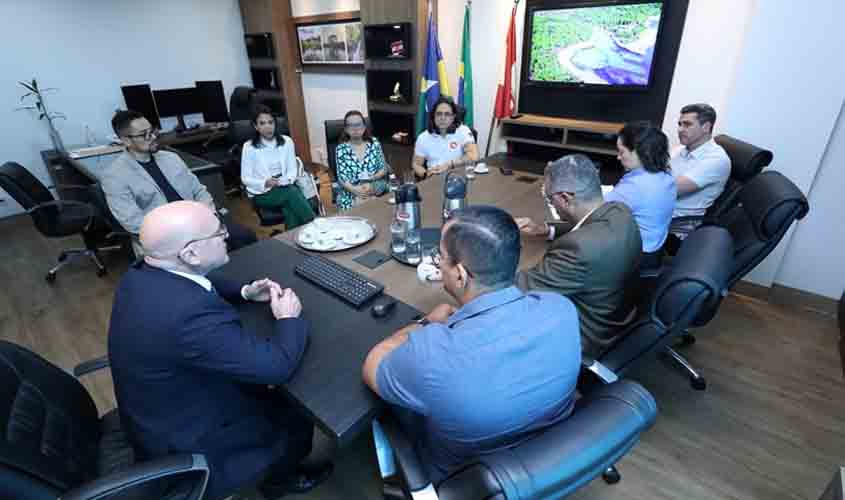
[
  {"xmin": 514, "ymin": 154, "xmax": 642, "ymax": 357},
  {"xmin": 101, "ymin": 110, "xmax": 256, "ymax": 254}
]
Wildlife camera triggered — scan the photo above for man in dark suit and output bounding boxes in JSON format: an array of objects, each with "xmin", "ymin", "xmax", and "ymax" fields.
[
  {"xmin": 108, "ymin": 200, "xmax": 331, "ymax": 500},
  {"xmin": 515, "ymin": 154, "xmax": 642, "ymax": 357}
]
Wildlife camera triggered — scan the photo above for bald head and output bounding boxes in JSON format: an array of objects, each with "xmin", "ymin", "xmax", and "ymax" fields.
[{"xmin": 141, "ymin": 201, "xmax": 219, "ymax": 260}]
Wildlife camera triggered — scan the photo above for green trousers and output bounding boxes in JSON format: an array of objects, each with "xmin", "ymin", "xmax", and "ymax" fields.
[{"xmin": 253, "ymin": 185, "xmax": 316, "ymax": 230}]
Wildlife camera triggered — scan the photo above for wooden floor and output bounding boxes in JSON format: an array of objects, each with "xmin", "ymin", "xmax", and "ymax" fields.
[{"xmin": 1, "ymin": 200, "xmax": 843, "ymax": 500}]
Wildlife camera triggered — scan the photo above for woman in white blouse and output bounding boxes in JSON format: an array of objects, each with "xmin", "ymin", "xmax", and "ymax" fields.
[
  {"xmin": 241, "ymin": 105, "xmax": 315, "ymax": 229},
  {"xmin": 412, "ymin": 96, "xmax": 478, "ymax": 179}
]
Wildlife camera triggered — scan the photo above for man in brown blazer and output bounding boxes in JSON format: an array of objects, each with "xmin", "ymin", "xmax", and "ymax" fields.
[{"xmin": 515, "ymin": 154, "xmax": 642, "ymax": 357}]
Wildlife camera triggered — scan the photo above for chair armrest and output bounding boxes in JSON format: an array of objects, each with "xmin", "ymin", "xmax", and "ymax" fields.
[
  {"xmin": 59, "ymin": 453, "xmax": 209, "ymax": 500},
  {"xmin": 74, "ymin": 356, "xmax": 110, "ymax": 377},
  {"xmin": 378, "ymin": 415, "xmax": 434, "ymax": 495},
  {"xmin": 582, "ymin": 358, "xmax": 619, "ymax": 384},
  {"xmin": 26, "ymin": 199, "xmax": 93, "ymax": 216},
  {"xmin": 447, "ymin": 381, "xmax": 656, "ymax": 500},
  {"xmin": 55, "ymin": 184, "xmax": 95, "ymax": 191}
]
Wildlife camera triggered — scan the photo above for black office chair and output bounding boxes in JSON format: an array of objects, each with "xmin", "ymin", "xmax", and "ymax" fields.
[
  {"xmin": 0, "ymin": 162, "xmax": 116, "ymax": 282},
  {"xmin": 689, "ymin": 170, "xmax": 809, "ymax": 331},
  {"xmin": 0, "ymin": 340, "xmax": 209, "ymax": 500},
  {"xmin": 379, "ymin": 380, "xmax": 657, "ymax": 500},
  {"xmin": 325, "ymin": 117, "xmax": 374, "ymax": 206},
  {"xmin": 709, "ymin": 134, "xmax": 774, "ymax": 219},
  {"xmin": 88, "ymin": 182, "xmax": 139, "ymax": 262},
  {"xmin": 583, "ymin": 226, "xmax": 734, "ymax": 391},
  {"xmin": 229, "ymin": 86, "xmax": 258, "ymax": 122}
]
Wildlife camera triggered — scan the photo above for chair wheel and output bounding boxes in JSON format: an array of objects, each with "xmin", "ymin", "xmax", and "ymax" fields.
[
  {"xmin": 96, "ymin": 268, "xmax": 108, "ymax": 277},
  {"xmin": 602, "ymin": 466, "xmax": 621, "ymax": 484},
  {"xmin": 45, "ymin": 272, "xmax": 56, "ymax": 283},
  {"xmin": 690, "ymin": 376, "xmax": 707, "ymax": 391},
  {"xmin": 681, "ymin": 334, "xmax": 696, "ymax": 345}
]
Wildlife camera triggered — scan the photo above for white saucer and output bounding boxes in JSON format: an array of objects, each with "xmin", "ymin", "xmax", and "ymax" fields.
[
  {"xmin": 343, "ymin": 231, "xmax": 369, "ymax": 245},
  {"xmin": 417, "ymin": 262, "xmax": 442, "ymax": 282},
  {"xmin": 474, "ymin": 163, "xmax": 489, "ymax": 174},
  {"xmin": 311, "ymin": 239, "xmax": 336, "ymax": 251}
]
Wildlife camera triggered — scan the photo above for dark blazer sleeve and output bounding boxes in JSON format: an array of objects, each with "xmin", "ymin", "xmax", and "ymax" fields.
[
  {"xmin": 517, "ymin": 234, "xmax": 588, "ymax": 296},
  {"xmin": 209, "ymin": 276, "xmax": 247, "ymax": 305},
  {"xmin": 176, "ymin": 299, "xmax": 308, "ymax": 385}
]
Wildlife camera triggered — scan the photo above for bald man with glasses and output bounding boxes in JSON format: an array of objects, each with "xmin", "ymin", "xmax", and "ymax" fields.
[
  {"xmin": 100, "ymin": 109, "xmax": 257, "ymax": 256},
  {"xmin": 108, "ymin": 201, "xmax": 332, "ymax": 500}
]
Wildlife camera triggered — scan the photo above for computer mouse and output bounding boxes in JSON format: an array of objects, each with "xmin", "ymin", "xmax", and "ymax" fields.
[{"xmin": 371, "ymin": 298, "xmax": 397, "ymax": 318}]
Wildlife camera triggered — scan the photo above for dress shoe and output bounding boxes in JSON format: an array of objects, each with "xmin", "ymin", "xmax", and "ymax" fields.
[{"xmin": 259, "ymin": 462, "xmax": 334, "ymax": 498}]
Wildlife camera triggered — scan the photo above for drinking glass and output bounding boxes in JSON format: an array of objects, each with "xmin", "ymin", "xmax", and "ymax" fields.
[
  {"xmin": 390, "ymin": 219, "xmax": 407, "ymax": 254},
  {"xmin": 405, "ymin": 229, "xmax": 421, "ymax": 264},
  {"xmin": 465, "ymin": 165, "xmax": 475, "ymax": 180}
]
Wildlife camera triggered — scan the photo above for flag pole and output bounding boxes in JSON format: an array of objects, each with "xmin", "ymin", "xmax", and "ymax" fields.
[{"xmin": 485, "ymin": 0, "xmax": 519, "ymax": 159}]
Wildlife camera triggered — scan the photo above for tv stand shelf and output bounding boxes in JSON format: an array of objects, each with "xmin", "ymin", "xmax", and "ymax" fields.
[{"xmin": 500, "ymin": 114, "xmax": 623, "ymax": 156}]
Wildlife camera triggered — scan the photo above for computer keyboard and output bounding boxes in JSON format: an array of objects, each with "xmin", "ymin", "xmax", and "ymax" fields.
[{"xmin": 295, "ymin": 255, "xmax": 384, "ymax": 308}]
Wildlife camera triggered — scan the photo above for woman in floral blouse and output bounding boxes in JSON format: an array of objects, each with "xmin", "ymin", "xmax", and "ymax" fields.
[{"xmin": 335, "ymin": 110, "xmax": 389, "ymax": 210}]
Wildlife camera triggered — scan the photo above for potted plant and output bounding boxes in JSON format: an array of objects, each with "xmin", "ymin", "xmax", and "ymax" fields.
[{"xmin": 16, "ymin": 79, "xmax": 67, "ymax": 153}]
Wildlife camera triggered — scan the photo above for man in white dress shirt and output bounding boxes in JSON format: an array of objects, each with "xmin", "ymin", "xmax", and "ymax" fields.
[{"xmin": 669, "ymin": 103, "xmax": 731, "ymax": 240}]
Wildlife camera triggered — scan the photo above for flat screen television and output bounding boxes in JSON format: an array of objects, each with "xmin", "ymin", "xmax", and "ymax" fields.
[
  {"xmin": 364, "ymin": 23, "xmax": 412, "ymax": 59},
  {"xmin": 525, "ymin": 1, "xmax": 666, "ymax": 89}
]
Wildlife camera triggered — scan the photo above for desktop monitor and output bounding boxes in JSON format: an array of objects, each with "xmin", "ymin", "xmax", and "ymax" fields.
[
  {"xmin": 120, "ymin": 84, "xmax": 161, "ymax": 129},
  {"xmin": 153, "ymin": 87, "xmax": 203, "ymax": 131},
  {"xmin": 195, "ymin": 80, "xmax": 230, "ymax": 123}
]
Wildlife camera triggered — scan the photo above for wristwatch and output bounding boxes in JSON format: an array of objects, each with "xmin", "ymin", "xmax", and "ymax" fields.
[{"xmin": 415, "ymin": 316, "xmax": 430, "ymax": 326}]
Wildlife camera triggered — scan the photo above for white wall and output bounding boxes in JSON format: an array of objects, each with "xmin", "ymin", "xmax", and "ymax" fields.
[
  {"xmin": 774, "ymin": 103, "xmax": 845, "ymax": 300},
  {"xmin": 300, "ymin": 72, "xmax": 367, "ymax": 164},
  {"xmin": 0, "ymin": 0, "xmax": 251, "ymax": 218},
  {"xmin": 291, "ymin": 0, "xmax": 366, "ymax": 165},
  {"xmin": 660, "ymin": 0, "xmax": 756, "ymax": 148},
  {"xmin": 720, "ymin": 0, "xmax": 845, "ymax": 288}
]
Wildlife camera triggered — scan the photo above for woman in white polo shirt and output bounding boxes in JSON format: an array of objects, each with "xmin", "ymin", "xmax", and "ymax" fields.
[
  {"xmin": 241, "ymin": 105, "xmax": 315, "ymax": 229},
  {"xmin": 412, "ymin": 96, "xmax": 478, "ymax": 179}
]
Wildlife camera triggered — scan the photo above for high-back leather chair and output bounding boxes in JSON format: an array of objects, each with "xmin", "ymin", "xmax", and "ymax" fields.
[
  {"xmin": 584, "ymin": 226, "xmax": 734, "ymax": 391},
  {"xmin": 0, "ymin": 162, "xmax": 110, "ymax": 282},
  {"xmin": 692, "ymin": 170, "xmax": 809, "ymax": 327},
  {"xmin": 709, "ymin": 134, "xmax": 774, "ymax": 219},
  {"xmin": 0, "ymin": 340, "xmax": 209, "ymax": 500},
  {"xmin": 380, "ymin": 380, "xmax": 657, "ymax": 500},
  {"xmin": 228, "ymin": 86, "xmax": 258, "ymax": 122}
]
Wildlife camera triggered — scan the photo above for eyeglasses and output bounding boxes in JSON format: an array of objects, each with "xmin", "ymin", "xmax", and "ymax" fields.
[
  {"xmin": 345, "ymin": 122, "xmax": 366, "ymax": 129},
  {"xmin": 183, "ymin": 219, "xmax": 229, "ymax": 249},
  {"xmin": 434, "ymin": 112, "xmax": 455, "ymax": 118},
  {"xmin": 126, "ymin": 128, "xmax": 159, "ymax": 141}
]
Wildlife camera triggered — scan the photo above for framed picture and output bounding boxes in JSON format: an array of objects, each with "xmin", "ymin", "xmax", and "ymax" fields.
[{"xmin": 296, "ymin": 20, "xmax": 364, "ymax": 65}]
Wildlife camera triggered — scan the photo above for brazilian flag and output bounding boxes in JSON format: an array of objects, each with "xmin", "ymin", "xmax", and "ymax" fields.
[{"xmin": 458, "ymin": 3, "xmax": 474, "ymax": 127}]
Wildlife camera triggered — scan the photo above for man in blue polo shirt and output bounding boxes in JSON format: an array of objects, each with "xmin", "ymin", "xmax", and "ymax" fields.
[{"xmin": 362, "ymin": 205, "xmax": 581, "ymax": 484}]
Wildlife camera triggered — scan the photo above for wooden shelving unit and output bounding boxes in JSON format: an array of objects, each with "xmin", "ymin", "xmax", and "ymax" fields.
[
  {"xmin": 500, "ymin": 114, "xmax": 624, "ymax": 157},
  {"xmin": 358, "ymin": 0, "xmax": 435, "ymax": 177}
]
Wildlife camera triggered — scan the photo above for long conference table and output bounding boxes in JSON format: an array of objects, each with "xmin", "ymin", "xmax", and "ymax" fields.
[{"xmin": 214, "ymin": 167, "xmax": 553, "ymax": 448}]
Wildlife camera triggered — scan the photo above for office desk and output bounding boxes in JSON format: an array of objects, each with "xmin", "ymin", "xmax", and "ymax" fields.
[
  {"xmin": 216, "ymin": 170, "xmax": 552, "ymax": 449},
  {"xmin": 212, "ymin": 239, "xmax": 421, "ymax": 447},
  {"xmin": 279, "ymin": 169, "xmax": 550, "ymax": 313}
]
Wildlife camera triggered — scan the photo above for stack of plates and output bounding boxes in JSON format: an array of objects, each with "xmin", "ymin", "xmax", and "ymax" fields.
[{"xmin": 296, "ymin": 216, "xmax": 377, "ymax": 252}]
